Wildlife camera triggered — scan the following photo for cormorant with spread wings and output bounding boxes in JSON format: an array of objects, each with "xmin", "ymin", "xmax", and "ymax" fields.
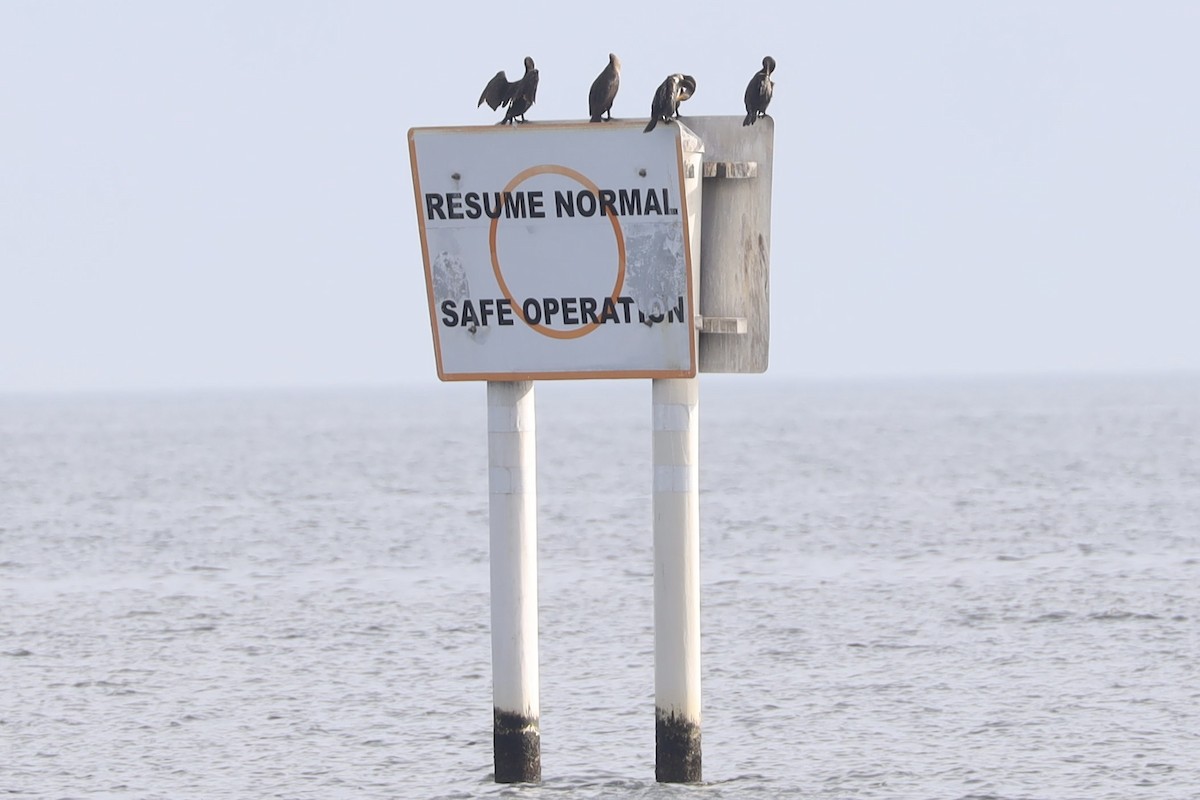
[{"xmin": 478, "ymin": 57, "xmax": 539, "ymax": 125}]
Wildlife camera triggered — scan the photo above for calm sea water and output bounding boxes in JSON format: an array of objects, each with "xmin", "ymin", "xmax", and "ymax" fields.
[{"xmin": 3, "ymin": 375, "xmax": 1198, "ymax": 799}]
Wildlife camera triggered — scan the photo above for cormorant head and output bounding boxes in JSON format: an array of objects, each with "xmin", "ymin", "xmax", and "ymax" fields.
[
  {"xmin": 762, "ymin": 56, "xmax": 776, "ymax": 74},
  {"xmin": 524, "ymin": 56, "xmax": 536, "ymax": 71},
  {"xmin": 678, "ymin": 74, "xmax": 697, "ymax": 102}
]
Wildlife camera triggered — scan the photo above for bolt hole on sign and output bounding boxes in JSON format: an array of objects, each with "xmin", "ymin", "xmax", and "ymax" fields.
[{"xmin": 408, "ymin": 121, "xmax": 698, "ymax": 380}]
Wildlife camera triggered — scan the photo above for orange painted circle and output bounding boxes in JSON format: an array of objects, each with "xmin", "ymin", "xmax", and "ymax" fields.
[{"xmin": 489, "ymin": 165, "xmax": 627, "ymax": 339}]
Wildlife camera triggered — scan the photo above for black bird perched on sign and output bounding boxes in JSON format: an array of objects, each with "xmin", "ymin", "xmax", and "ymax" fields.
[
  {"xmin": 588, "ymin": 53, "xmax": 621, "ymax": 122},
  {"xmin": 743, "ymin": 56, "xmax": 775, "ymax": 126},
  {"xmin": 643, "ymin": 73, "xmax": 684, "ymax": 133},
  {"xmin": 478, "ymin": 56, "xmax": 539, "ymax": 125}
]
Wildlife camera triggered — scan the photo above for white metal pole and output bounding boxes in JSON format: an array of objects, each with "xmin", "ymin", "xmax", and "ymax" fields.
[
  {"xmin": 652, "ymin": 376, "xmax": 701, "ymax": 782},
  {"xmin": 487, "ymin": 380, "xmax": 540, "ymax": 783}
]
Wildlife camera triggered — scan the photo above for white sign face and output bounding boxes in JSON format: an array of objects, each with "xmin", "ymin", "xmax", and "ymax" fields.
[{"xmin": 408, "ymin": 122, "xmax": 697, "ymax": 381}]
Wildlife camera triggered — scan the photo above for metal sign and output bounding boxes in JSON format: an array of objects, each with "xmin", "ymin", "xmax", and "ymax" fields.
[{"xmin": 409, "ymin": 122, "xmax": 697, "ymax": 381}]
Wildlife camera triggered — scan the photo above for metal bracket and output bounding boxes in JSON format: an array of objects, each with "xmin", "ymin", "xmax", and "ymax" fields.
[
  {"xmin": 702, "ymin": 161, "xmax": 758, "ymax": 179},
  {"xmin": 696, "ymin": 316, "xmax": 748, "ymax": 335}
]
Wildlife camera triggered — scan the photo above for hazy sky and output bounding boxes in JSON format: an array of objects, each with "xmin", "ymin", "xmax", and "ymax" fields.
[{"xmin": 2, "ymin": 1, "xmax": 1197, "ymax": 393}]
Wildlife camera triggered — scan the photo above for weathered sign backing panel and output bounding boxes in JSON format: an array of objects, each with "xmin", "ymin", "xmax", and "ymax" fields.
[{"xmin": 687, "ymin": 116, "xmax": 773, "ymax": 374}]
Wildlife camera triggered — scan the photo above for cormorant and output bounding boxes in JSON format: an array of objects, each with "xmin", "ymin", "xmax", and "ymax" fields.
[
  {"xmin": 589, "ymin": 53, "xmax": 621, "ymax": 122},
  {"xmin": 643, "ymin": 73, "xmax": 683, "ymax": 133},
  {"xmin": 743, "ymin": 56, "xmax": 775, "ymax": 126},
  {"xmin": 478, "ymin": 57, "xmax": 539, "ymax": 125}
]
